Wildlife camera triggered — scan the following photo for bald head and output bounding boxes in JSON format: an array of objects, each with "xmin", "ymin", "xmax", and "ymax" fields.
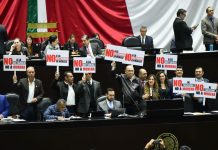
[
  {"xmin": 138, "ymin": 68, "xmax": 147, "ymax": 81},
  {"xmin": 26, "ymin": 66, "xmax": 35, "ymax": 81},
  {"xmin": 125, "ymin": 65, "xmax": 134, "ymax": 79}
]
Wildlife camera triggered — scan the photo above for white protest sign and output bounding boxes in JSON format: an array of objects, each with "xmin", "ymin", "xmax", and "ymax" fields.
[
  {"xmin": 173, "ymin": 78, "xmax": 195, "ymax": 94},
  {"xmin": 46, "ymin": 50, "xmax": 69, "ymax": 66},
  {"xmin": 155, "ymin": 54, "xmax": 177, "ymax": 70},
  {"xmin": 203, "ymin": 83, "xmax": 217, "ymax": 99},
  {"xmin": 3, "ymin": 55, "xmax": 26, "ymax": 71},
  {"xmin": 194, "ymin": 82, "xmax": 204, "ymax": 97},
  {"xmin": 122, "ymin": 48, "xmax": 145, "ymax": 66},
  {"xmin": 104, "ymin": 44, "xmax": 126, "ymax": 62},
  {"xmin": 73, "ymin": 57, "xmax": 96, "ymax": 73}
]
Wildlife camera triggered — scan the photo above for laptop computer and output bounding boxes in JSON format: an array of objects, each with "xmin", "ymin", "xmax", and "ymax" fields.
[
  {"xmin": 145, "ymin": 99, "xmax": 184, "ymax": 117},
  {"xmin": 90, "ymin": 111, "xmax": 105, "ymax": 118}
]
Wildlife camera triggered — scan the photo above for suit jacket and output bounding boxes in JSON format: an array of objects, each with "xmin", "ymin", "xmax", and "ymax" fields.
[
  {"xmin": 0, "ymin": 25, "xmax": 8, "ymax": 55},
  {"xmin": 79, "ymin": 43, "xmax": 101, "ymax": 57},
  {"xmin": 173, "ymin": 17, "xmax": 193, "ymax": 51},
  {"xmin": 77, "ymin": 80, "xmax": 102, "ymax": 113},
  {"xmin": 51, "ymin": 79, "xmax": 79, "ymax": 104},
  {"xmin": 97, "ymin": 99, "xmax": 122, "ymax": 113},
  {"xmin": 201, "ymin": 16, "xmax": 218, "ymax": 44},
  {"xmin": 137, "ymin": 35, "xmax": 154, "ymax": 48},
  {"xmin": 15, "ymin": 78, "xmax": 44, "ymax": 108},
  {"xmin": 0, "ymin": 95, "xmax": 9, "ymax": 117}
]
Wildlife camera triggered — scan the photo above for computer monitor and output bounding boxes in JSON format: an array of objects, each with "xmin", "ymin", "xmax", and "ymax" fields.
[{"xmin": 145, "ymin": 99, "xmax": 184, "ymax": 117}]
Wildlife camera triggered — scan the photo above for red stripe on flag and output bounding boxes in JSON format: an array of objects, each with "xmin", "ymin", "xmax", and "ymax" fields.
[{"xmin": 46, "ymin": 0, "xmax": 133, "ymax": 45}]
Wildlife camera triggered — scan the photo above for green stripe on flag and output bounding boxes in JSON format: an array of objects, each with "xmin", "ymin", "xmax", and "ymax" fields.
[{"xmin": 27, "ymin": 0, "xmax": 38, "ymax": 33}]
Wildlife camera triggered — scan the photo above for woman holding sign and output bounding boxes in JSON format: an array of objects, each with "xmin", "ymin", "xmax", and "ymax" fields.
[{"xmin": 142, "ymin": 74, "xmax": 159, "ymax": 100}]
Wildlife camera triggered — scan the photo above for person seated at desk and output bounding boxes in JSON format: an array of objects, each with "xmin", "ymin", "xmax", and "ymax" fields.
[
  {"xmin": 0, "ymin": 95, "xmax": 9, "ymax": 119},
  {"xmin": 142, "ymin": 74, "xmax": 160, "ymax": 100},
  {"xmin": 97, "ymin": 88, "xmax": 122, "ymax": 117},
  {"xmin": 79, "ymin": 35, "xmax": 101, "ymax": 57},
  {"xmin": 43, "ymin": 99, "xmax": 70, "ymax": 120},
  {"xmin": 44, "ymin": 34, "xmax": 60, "ymax": 55},
  {"xmin": 25, "ymin": 35, "xmax": 40, "ymax": 57},
  {"xmin": 64, "ymin": 34, "xmax": 79, "ymax": 56},
  {"xmin": 137, "ymin": 26, "xmax": 154, "ymax": 49},
  {"xmin": 9, "ymin": 38, "xmax": 28, "ymax": 55}
]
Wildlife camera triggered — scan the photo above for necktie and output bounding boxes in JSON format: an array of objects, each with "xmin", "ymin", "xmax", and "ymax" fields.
[
  {"xmin": 142, "ymin": 36, "xmax": 145, "ymax": 45},
  {"xmin": 87, "ymin": 46, "xmax": 91, "ymax": 55},
  {"xmin": 210, "ymin": 17, "xmax": 215, "ymax": 30},
  {"xmin": 141, "ymin": 81, "xmax": 145, "ymax": 87}
]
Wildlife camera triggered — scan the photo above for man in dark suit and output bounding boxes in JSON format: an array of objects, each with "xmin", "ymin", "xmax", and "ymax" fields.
[
  {"xmin": 13, "ymin": 66, "xmax": 44, "ymax": 121},
  {"xmin": 137, "ymin": 26, "xmax": 154, "ymax": 49},
  {"xmin": 173, "ymin": 9, "xmax": 197, "ymax": 53},
  {"xmin": 79, "ymin": 35, "xmax": 101, "ymax": 57},
  {"xmin": 77, "ymin": 73, "xmax": 102, "ymax": 116},
  {"xmin": 0, "ymin": 24, "xmax": 8, "ymax": 57},
  {"xmin": 201, "ymin": 6, "xmax": 218, "ymax": 51},
  {"xmin": 51, "ymin": 71, "xmax": 79, "ymax": 114},
  {"xmin": 97, "ymin": 88, "xmax": 122, "ymax": 115},
  {"xmin": 138, "ymin": 68, "xmax": 148, "ymax": 97}
]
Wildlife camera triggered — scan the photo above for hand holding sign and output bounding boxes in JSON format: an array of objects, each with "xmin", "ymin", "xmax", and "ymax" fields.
[
  {"xmin": 111, "ymin": 61, "xmax": 116, "ymax": 70},
  {"xmin": 13, "ymin": 73, "xmax": 17, "ymax": 84},
  {"xmin": 55, "ymin": 71, "xmax": 60, "ymax": 80}
]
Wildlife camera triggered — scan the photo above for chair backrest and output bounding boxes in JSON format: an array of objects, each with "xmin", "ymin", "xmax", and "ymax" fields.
[
  {"xmin": 37, "ymin": 97, "xmax": 52, "ymax": 121},
  {"xmin": 96, "ymin": 95, "xmax": 107, "ymax": 103},
  {"xmin": 122, "ymin": 36, "xmax": 141, "ymax": 47},
  {"xmin": 5, "ymin": 93, "xmax": 20, "ymax": 115},
  {"xmin": 90, "ymin": 38, "xmax": 104, "ymax": 49},
  {"xmin": 27, "ymin": 22, "xmax": 58, "ymax": 39}
]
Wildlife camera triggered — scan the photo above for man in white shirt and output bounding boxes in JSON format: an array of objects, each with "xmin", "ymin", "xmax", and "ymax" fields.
[
  {"xmin": 13, "ymin": 66, "xmax": 44, "ymax": 121},
  {"xmin": 51, "ymin": 71, "xmax": 78, "ymax": 114}
]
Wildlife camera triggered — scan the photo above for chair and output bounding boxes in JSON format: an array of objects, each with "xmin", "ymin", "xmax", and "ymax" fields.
[
  {"xmin": 122, "ymin": 36, "xmax": 141, "ymax": 47},
  {"xmin": 90, "ymin": 38, "xmax": 105, "ymax": 49},
  {"xmin": 37, "ymin": 97, "xmax": 52, "ymax": 121},
  {"xmin": 96, "ymin": 95, "xmax": 107, "ymax": 103},
  {"xmin": 27, "ymin": 22, "xmax": 58, "ymax": 39},
  {"xmin": 5, "ymin": 93, "xmax": 20, "ymax": 116}
]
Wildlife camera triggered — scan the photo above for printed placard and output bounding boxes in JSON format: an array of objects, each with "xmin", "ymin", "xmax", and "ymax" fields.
[
  {"xmin": 173, "ymin": 78, "xmax": 195, "ymax": 94},
  {"xmin": 122, "ymin": 48, "xmax": 145, "ymax": 66},
  {"xmin": 46, "ymin": 50, "xmax": 69, "ymax": 66},
  {"xmin": 203, "ymin": 83, "xmax": 217, "ymax": 99},
  {"xmin": 73, "ymin": 57, "xmax": 96, "ymax": 73},
  {"xmin": 104, "ymin": 44, "xmax": 126, "ymax": 62},
  {"xmin": 194, "ymin": 82, "xmax": 205, "ymax": 97},
  {"xmin": 155, "ymin": 54, "xmax": 177, "ymax": 70},
  {"xmin": 3, "ymin": 55, "xmax": 26, "ymax": 71}
]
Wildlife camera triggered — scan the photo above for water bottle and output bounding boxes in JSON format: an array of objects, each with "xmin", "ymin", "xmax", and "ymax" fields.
[{"xmin": 209, "ymin": 44, "xmax": 213, "ymax": 51}]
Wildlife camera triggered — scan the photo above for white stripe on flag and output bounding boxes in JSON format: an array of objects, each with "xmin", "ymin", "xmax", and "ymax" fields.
[{"xmin": 37, "ymin": 0, "xmax": 47, "ymax": 32}]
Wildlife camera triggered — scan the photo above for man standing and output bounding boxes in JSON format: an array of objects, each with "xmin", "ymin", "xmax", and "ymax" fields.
[
  {"xmin": 77, "ymin": 73, "xmax": 102, "ymax": 116},
  {"xmin": 13, "ymin": 66, "xmax": 44, "ymax": 121},
  {"xmin": 111, "ymin": 62, "xmax": 141, "ymax": 115},
  {"xmin": 173, "ymin": 9, "xmax": 197, "ymax": 53},
  {"xmin": 79, "ymin": 35, "xmax": 101, "ymax": 57},
  {"xmin": 97, "ymin": 88, "xmax": 122, "ymax": 115},
  {"xmin": 51, "ymin": 71, "xmax": 78, "ymax": 114},
  {"xmin": 201, "ymin": 6, "xmax": 218, "ymax": 51},
  {"xmin": 137, "ymin": 26, "xmax": 154, "ymax": 49},
  {"xmin": 192, "ymin": 67, "xmax": 209, "ymax": 112},
  {"xmin": 0, "ymin": 24, "xmax": 8, "ymax": 57},
  {"xmin": 138, "ymin": 68, "xmax": 148, "ymax": 97}
]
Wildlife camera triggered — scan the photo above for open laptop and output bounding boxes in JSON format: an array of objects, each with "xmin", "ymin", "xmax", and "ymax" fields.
[{"xmin": 145, "ymin": 99, "xmax": 184, "ymax": 117}]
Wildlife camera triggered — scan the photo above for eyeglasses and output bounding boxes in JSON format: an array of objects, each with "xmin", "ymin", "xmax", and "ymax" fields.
[{"xmin": 209, "ymin": 10, "xmax": 214, "ymax": 12}]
